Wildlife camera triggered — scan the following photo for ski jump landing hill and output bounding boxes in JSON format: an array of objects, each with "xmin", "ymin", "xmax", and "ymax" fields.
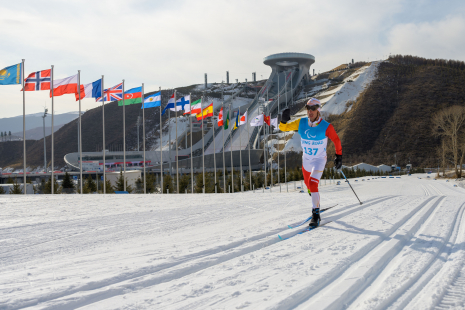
[{"xmin": 202, "ymin": 53, "xmax": 315, "ymax": 163}]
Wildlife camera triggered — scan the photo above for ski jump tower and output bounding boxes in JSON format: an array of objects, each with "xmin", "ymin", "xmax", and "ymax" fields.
[
  {"xmin": 263, "ymin": 52, "xmax": 315, "ymax": 85},
  {"xmin": 262, "ymin": 52, "xmax": 315, "ymax": 106}
]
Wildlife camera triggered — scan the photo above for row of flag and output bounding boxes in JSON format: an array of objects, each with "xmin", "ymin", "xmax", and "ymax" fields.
[
  {"xmin": 0, "ymin": 62, "xmax": 219, "ymax": 121},
  {"xmin": 1, "ymin": 62, "xmax": 279, "ymax": 130}
]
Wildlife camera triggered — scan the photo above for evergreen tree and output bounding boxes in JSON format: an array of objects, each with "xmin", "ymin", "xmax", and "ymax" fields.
[
  {"xmin": 104, "ymin": 179, "xmax": 114, "ymax": 193},
  {"xmin": 216, "ymin": 170, "xmax": 224, "ymax": 193},
  {"xmin": 194, "ymin": 172, "xmax": 204, "ymax": 193},
  {"xmin": 7, "ymin": 176, "xmax": 13, "ymax": 184},
  {"xmin": 1, "ymin": 132, "xmax": 3, "ymax": 141},
  {"xmin": 205, "ymin": 172, "xmax": 215, "ymax": 193},
  {"xmin": 135, "ymin": 177, "xmax": 143, "ymax": 193},
  {"xmin": 147, "ymin": 173, "xmax": 157, "ymax": 193},
  {"xmin": 253, "ymin": 171, "xmax": 264, "ymax": 189},
  {"xmin": 85, "ymin": 176, "xmax": 97, "ymax": 193},
  {"xmin": 61, "ymin": 172, "xmax": 75, "ymax": 193},
  {"xmin": 44, "ymin": 177, "xmax": 61, "ymax": 194},
  {"xmin": 115, "ymin": 170, "xmax": 134, "ymax": 193},
  {"xmin": 179, "ymin": 174, "xmax": 190, "ymax": 193},
  {"xmin": 0, "ymin": 186, "xmax": 5, "ymax": 194},
  {"xmin": 10, "ymin": 179, "xmax": 22, "ymax": 194},
  {"xmin": 161, "ymin": 174, "xmax": 174, "ymax": 193},
  {"xmin": 115, "ymin": 169, "xmax": 125, "ymax": 191},
  {"xmin": 8, "ymin": 131, "xmax": 11, "ymax": 141}
]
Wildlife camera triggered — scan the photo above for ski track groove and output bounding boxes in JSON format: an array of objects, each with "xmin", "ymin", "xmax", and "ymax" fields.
[
  {"xmin": 387, "ymin": 200, "xmax": 465, "ymax": 310},
  {"xmin": 267, "ymin": 195, "xmax": 439, "ymax": 310},
  {"xmin": 346, "ymin": 197, "xmax": 464, "ymax": 310},
  {"xmin": 436, "ymin": 267, "xmax": 465, "ymax": 309},
  {"xmin": 304, "ymin": 196, "xmax": 446, "ymax": 310},
  {"xmin": 10, "ymin": 197, "xmax": 394, "ymax": 310}
]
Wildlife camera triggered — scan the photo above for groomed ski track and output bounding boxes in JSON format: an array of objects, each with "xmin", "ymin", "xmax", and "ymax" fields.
[{"xmin": 1, "ymin": 176, "xmax": 465, "ymax": 309}]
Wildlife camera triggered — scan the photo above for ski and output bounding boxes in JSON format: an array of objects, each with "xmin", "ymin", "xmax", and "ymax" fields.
[
  {"xmin": 286, "ymin": 204, "xmax": 338, "ymax": 229},
  {"xmin": 279, "ymin": 221, "xmax": 333, "ymax": 241}
]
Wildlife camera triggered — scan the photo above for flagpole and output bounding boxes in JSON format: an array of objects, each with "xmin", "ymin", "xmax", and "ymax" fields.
[
  {"xmin": 270, "ymin": 92, "xmax": 273, "ymax": 191},
  {"xmin": 278, "ymin": 70, "xmax": 286, "ymax": 191},
  {"xmin": 221, "ymin": 83, "xmax": 225, "ymax": 193},
  {"xmin": 201, "ymin": 95, "xmax": 205, "ymax": 193},
  {"xmin": 102, "ymin": 75, "xmax": 106, "ymax": 194},
  {"xmin": 190, "ymin": 92, "xmax": 193, "ymax": 193},
  {"xmin": 168, "ymin": 105, "xmax": 172, "ymax": 179},
  {"xmin": 142, "ymin": 83, "xmax": 146, "ymax": 194},
  {"xmin": 22, "ymin": 59, "xmax": 26, "ymax": 194},
  {"xmin": 78, "ymin": 70, "xmax": 83, "ymax": 194},
  {"xmin": 51, "ymin": 65, "xmax": 54, "ymax": 195},
  {"xmin": 247, "ymin": 108, "xmax": 251, "ymax": 189},
  {"xmin": 175, "ymin": 90, "xmax": 179, "ymax": 194},
  {"xmin": 277, "ymin": 72, "xmax": 280, "ymax": 191},
  {"xmin": 160, "ymin": 86, "xmax": 163, "ymax": 194},
  {"xmin": 213, "ymin": 102, "xmax": 217, "ymax": 193},
  {"xmin": 263, "ymin": 87, "xmax": 268, "ymax": 188},
  {"xmin": 239, "ymin": 106, "xmax": 243, "ymax": 192},
  {"xmin": 229, "ymin": 103, "xmax": 233, "ymax": 193},
  {"xmin": 122, "ymin": 79, "xmax": 126, "ymax": 191}
]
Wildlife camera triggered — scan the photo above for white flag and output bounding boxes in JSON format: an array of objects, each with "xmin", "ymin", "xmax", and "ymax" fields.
[
  {"xmin": 270, "ymin": 117, "xmax": 278, "ymax": 128},
  {"xmin": 250, "ymin": 114, "xmax": 264, "ymax": 126}
]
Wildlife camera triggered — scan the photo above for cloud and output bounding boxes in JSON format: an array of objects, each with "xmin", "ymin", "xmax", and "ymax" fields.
[
  {"xmin": 0, "ymin": 0, "xmax": 464, "ymax": 117},
  {"xmin": 387, "ymin": 15, "xmax": 465, "ymax": 60}
]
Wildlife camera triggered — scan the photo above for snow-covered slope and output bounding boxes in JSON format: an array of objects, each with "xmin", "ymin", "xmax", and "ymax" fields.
[
  {"xmin": 320, "ymin": 61, "xmax": 380, "ymax": 116},
  {"xmin": 2, "ymin": 176, "xmax": 465, "ymax": 309}
]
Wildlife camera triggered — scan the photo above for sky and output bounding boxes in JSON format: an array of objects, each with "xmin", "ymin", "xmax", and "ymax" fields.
[{"xmin": 1, "ymin": 0, "xmax": 465, "ymax": 118}]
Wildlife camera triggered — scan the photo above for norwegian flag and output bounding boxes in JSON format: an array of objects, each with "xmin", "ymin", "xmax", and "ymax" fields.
[
  {"xmin": 23, "ymin": 69, "xmax": 51, "ymax": 91},
  {"xmin": 96, "ymin": 83, "xmax": 123, "ymax": 102}
]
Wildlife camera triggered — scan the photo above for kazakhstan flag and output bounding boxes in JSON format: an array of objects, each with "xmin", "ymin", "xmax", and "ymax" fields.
[{"xmin": 0, "ymin": 63, "xmax": 22, "ymax": 85}]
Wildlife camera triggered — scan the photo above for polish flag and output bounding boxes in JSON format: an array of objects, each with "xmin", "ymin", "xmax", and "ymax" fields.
[
  {"xmin": 51, "ymin": 74, "xmax": 78, "ymax": 97},
  {"xmin": 218, "ymin": 107, "xmax": 224, "ymax": 126},
  {"xmin": 239, "ymin": 111, "xmax": 247, "ymax": 125}
]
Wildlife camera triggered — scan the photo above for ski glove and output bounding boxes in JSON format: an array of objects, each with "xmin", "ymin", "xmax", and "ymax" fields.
[
  {"xmin": 281, "ymin": 108, "xmax": 291, "ymax": 124},
  {"xmin": 334, "ymin": 154, "xmax": 342, "ymax": 170}
]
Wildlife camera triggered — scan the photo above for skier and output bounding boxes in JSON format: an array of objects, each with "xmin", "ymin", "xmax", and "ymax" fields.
[{"xmin": 279, "ymin": 98, "xmax": 342, "ymax": 227}]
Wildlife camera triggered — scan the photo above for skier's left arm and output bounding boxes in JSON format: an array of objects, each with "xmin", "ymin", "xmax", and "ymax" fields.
[{"xmin": 325, "ymin": 124, "xmax": 342, "ymax": 155}]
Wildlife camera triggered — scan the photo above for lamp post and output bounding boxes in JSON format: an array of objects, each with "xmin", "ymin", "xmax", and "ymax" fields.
[{"xmin": 42, "ymin": 108, "xmax": 48, "ymax": 172}]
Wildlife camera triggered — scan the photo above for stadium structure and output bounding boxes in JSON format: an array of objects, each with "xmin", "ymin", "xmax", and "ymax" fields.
[{"xmin": 64, "ymin": 52, "xmax": 315, "ymax": 175}]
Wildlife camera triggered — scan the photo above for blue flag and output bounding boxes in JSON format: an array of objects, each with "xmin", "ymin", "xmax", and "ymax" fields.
[
  {"xmin": 142, "ymin": 92, "xmax": 161, "ymax": 109},
  {"xmin": 0, "ymin": 63, "xmax": 22, "ymax": 85}
]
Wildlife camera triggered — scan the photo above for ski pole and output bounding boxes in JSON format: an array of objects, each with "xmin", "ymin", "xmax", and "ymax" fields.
[{"xmin": 339, "ymin": 170, "xmax": 363, "ymax": 205}]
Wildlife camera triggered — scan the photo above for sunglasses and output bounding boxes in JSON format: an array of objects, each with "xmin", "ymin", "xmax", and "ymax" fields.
[{"xmin": 306, "ymin": 105, "xmax": 320, "ymax": 111}]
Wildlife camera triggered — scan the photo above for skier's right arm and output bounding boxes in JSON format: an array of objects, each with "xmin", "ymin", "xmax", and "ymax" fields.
[{"xmin": 278, "ymin": 118, "xmax": 300, "ymax": 132}]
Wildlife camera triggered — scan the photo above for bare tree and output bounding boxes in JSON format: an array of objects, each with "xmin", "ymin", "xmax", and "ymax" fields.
[
  {"xmin": 433, "ymin": 106, "xmax": 465, "ymax": 177},
  {"xmin": 436, "ymin": 139, "xmax": 449, "ymax": 177}
]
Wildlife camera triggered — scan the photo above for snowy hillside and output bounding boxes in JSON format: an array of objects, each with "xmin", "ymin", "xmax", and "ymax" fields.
[
  {"xmin": 2, "ymin": 176, "xmax": 465, "ymax": 309},
  {"xmin": 320, "ymin": 61, "xmax": 380, "ymax": 116}
]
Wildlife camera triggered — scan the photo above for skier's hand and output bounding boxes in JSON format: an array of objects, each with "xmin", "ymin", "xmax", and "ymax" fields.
[
  {"xmin": 334, "ymin": 154, "xmax": 342, "ymax": 170},
  {"xmin": 281, "ymin": 108, "xmax": 291, "ymax": 124}
]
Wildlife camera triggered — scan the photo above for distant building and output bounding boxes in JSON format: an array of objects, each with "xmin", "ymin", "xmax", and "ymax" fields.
[{"xmin": 342, "ymin": 163, "xmax": 392, "ymax": 173}]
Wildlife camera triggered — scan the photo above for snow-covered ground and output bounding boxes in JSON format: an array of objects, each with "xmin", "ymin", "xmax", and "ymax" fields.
[{"xmin": 2, "ymin": 176, "xmax": 465, "ymax": 309}]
